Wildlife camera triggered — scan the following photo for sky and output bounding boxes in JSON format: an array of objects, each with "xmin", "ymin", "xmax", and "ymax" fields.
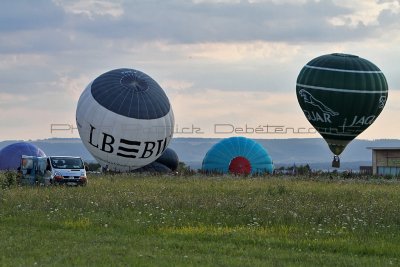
[{"xmin": 0, "ymin": 0, "xmax": 399, "ymax": 141}]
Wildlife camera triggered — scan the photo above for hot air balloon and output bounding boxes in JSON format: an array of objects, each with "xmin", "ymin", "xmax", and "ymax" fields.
[
  {"xmin": 296, "ymin": 53, "xmax": 388, "ymax": 167},
  {"xmin": 132, "ymin": 148, "xmax": 179, "ymax": 173},
  {"xmin": 76, "ymin": 68, "xmax": 174, "ymax": 172},
  {"xmin": 155, "ymin": 147, "xmax": 179, "ymax": 171},
  {"xmin": 0, "ymin": 142, "xmax": 46, "ymax": 170},
  {"xmin": 133, "ymin": 161, "xmax": 172, "ymax": 173},
  {"xmin": 202, "ymin": 137, "xmax": 274, "ymax": 175}
]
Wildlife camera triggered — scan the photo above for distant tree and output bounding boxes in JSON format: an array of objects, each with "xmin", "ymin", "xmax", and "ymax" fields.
[
  {"xmin": 177, "ymin": 162, "xmax": 195, "ymax": 175},
  {"xmin": 297, "ymin": 164, "xmax": 311, "ymax": 175}
]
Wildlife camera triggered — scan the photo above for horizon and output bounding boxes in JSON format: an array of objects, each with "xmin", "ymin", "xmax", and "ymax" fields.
[{"xmin": 3, "ymin": 137, "xmax": 400, "ymax": 170}]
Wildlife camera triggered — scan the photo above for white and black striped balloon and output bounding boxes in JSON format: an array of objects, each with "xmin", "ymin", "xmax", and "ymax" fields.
[{"xmin": 76, "ymin": 68, "xmax": 174, "ymax": 172}]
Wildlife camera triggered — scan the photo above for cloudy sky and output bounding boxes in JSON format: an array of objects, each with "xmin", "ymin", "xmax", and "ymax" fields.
[{"xmin": 1, "ymin": 0, "xmax": 399, "ymax": 141}]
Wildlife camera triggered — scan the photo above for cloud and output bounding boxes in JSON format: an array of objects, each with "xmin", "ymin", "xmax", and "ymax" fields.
[
  {"xmin": 161, "ymin": 79, "xmax": 194, "ymax": 92},
  {"xmin": 170, "ymin": 88, "xmax": 308, "ymax": 127},
  {"xmin": 54, "ymin": 0, "xmax": 124, "ymax": 18},
  {"xmin": 65, "ymin": 0, "xmax": 351, "ymax": 43},
  {"xmin": 329, "ymin": 0, "xmax": 400, "ymax": 26},
  {"xmin": 52, "ymin": 73, "xmax": 92, "ymax": 101},
  {"xmin": 0, "ymin": 93, "xmax": 29, "ymax": 108},
  {"xmin": 0, "ymin": 54, "xmax": 50, "ymax": 70},
  {"xmin": 0, "ymin": 0, "xmax": 399, "ymax": 141},
  {"xmin": 92, "ymin": 0, "xmax": 396, "ymax": 43},
  {"xmin": 0, "ymin": 0, "xmax": 65, "ymax": 32},
  {"xmin": 1, "ymin": 0, "xmax": 399, "ymax": 56},
  {"xmin": 1, "ymin": 0, "xmax": 392, "ymax": 45}
]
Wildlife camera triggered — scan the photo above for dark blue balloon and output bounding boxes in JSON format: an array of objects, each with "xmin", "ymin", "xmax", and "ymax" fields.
[
  {"xmin": 155, "ymin": 148, "xmax": 179, "ymax": 171},
  {"xmin": 202, "ymin": 137, "xmax": 274, "ymax": 175},
  {"xmin": 133, "ymin": 161, "xmax": 171, "ymax": 173},
  {"xmin": 0, "ymin": 142, "xmax": 46, "ymax": 170},
  {"xmin": 91, "ymin": 68, "xmax": 171, "ymax": 119},
  {"xmin": 132, "ymin": 148, "xmax": 179, "ymax": 173}
]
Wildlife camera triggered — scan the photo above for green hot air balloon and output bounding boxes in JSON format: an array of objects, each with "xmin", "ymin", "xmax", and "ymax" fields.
[{"xmin": 296, "ymin": 53, "xmax": 388, "ymax": 167}]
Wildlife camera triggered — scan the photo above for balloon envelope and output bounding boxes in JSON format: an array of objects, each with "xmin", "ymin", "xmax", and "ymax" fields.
[
  {"xmin": 131, "ymin": 148, "xmax": 179, "ymax": 173},
  {"xmin": 76, "ymin": 68, "xmax": 174, "ymax": 172},
  {"xmin": 133, "ymin": 161, "xmax": 172, "ymax": 173},
  {"xmin": 296, "ymin": 53, "xmax": 388, "ymax": 155},
  {"xmin": 155, "ymin": 148, "xmax": 179, "ymax": 171},
  {"xmin": 0, "ymin": 142, "xmax": 46, "ymax": 170},
  {"xmin": 202, "ymin": 137, "xmax": 274, "ymax": 175}
]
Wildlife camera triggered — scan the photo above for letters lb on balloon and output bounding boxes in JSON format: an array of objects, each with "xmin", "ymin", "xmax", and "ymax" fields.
[{"xmin": 87, "ymin": 124, "xmax": 170, "ymax": 159}]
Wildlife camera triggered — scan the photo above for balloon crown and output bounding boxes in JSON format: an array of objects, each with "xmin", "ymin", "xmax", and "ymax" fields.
[
  {"xmin": 120, "ymin": 72, "xmax": 148, "ymax": 92},
  {"xmin": 331, "ymin": 53, "xmax": 359, "ymax": 58}
]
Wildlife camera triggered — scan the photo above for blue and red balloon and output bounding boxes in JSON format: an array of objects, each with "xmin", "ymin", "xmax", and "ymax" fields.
[{"xmin": 202, "ymin": 137, "xmax": 274, "ymax": 175}]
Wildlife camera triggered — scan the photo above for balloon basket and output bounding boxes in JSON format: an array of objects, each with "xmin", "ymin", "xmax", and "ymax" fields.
[{"xmin": 332, "ymin": 156, "xmax": 340, "ymax": 168}]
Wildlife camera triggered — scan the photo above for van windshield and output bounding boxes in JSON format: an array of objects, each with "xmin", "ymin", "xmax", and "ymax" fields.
[{"xmin": 50, "ymin": 157, "xmax": 84, "ymax": 169}]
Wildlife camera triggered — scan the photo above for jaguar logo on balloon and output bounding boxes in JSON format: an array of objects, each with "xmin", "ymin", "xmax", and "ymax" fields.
[{"xmin": 299, "ymin": 89, "xmax": 339, "ymax": 123}]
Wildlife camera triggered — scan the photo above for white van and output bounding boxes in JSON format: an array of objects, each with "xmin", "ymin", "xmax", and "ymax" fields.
[{"xmin": 47, "ymin": 156, "xmax": 87, "ymax": 186}]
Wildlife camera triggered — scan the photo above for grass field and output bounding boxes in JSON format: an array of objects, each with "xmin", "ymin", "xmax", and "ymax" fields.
[{"xmin": 1, "ymin": 173, "xmax": 400, "ymax": 266}]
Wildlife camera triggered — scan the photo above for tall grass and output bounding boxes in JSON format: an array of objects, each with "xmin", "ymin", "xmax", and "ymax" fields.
[
  {"xmin": 0, "ymin": 171, "xmax": 18, "ymax": 189},
  {"xmin": 0, "ymin": 174, "xmax": 399, "ymax": 266}
]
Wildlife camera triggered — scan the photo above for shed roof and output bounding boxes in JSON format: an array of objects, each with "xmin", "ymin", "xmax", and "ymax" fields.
[{"xmin": 367, "ymin": 147, "xmax": 400, "ymax": 150}]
